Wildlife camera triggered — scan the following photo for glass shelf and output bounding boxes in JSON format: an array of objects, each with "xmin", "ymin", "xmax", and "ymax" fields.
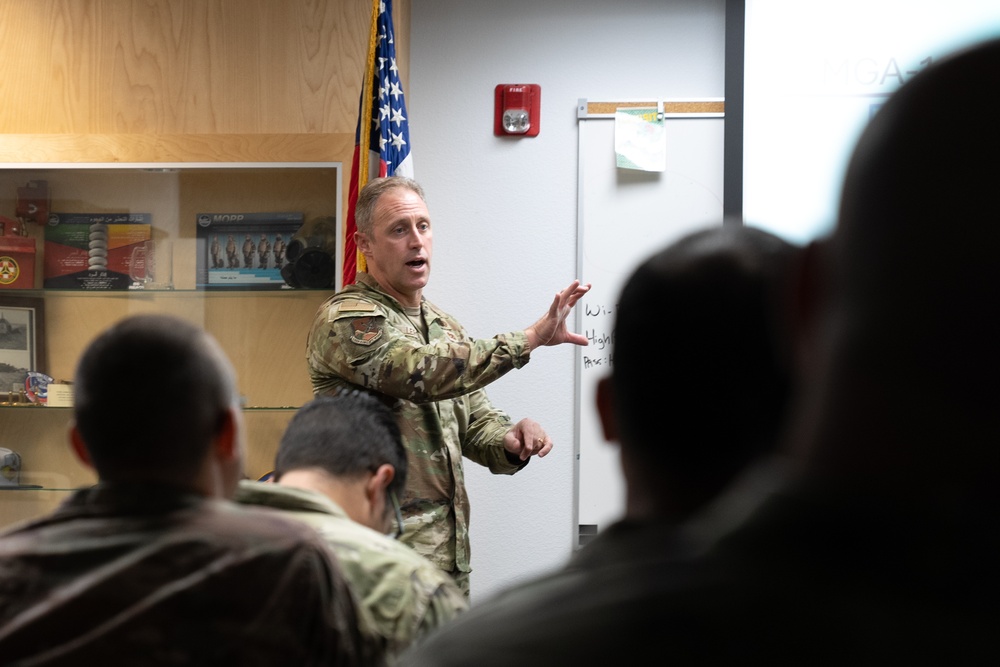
[
  {"xmin": 0, "ymin": 161, "xmax": 341, "ymax": 529},
  {"xmin": 1, "ymin": 486, "xmax": 72, "ymax": 492},
  {"xmin": 4, "ymin": 287, "xmax": 332, "ymax": 296},
  {"xmin": 0, "ymin": 404, "xmax": 302, "ymax": 411}
]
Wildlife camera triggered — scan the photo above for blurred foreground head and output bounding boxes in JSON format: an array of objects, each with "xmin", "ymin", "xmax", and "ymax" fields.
[
  {"xmin": 795, "ymin": 37, "xmax": 1000, "ymax": 502},
  {"xmin": 602, "ymin": 223, "xmax": 799, "ymax": 519}
]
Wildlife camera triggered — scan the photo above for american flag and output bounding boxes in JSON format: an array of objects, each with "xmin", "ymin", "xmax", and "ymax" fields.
[{"xmin": 342, "ymin": 0, "xmax": 413, "ymax": 286}]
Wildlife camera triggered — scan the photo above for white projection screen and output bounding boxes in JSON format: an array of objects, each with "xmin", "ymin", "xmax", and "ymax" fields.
[{"xmin": 742, "ymin": 0, "xmax": 1000, "ymax": 244}]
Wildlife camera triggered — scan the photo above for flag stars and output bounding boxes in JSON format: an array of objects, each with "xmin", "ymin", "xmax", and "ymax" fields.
[{"xmin": 345, "ymin": 0, "xmax": 409, "ymax": 287}]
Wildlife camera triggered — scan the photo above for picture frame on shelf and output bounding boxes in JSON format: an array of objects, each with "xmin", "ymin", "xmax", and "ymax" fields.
[{"xmin": 0, "ymin": 295, "xmax": 47, "ymax": 395}]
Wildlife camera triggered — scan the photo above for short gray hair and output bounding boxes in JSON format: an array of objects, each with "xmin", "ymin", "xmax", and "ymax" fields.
[{"xmin": 354, "ymin": 176, "xmax": 426, "ymax": 237}]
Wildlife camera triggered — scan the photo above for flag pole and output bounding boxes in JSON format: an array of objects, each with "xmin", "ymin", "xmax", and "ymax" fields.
[
  {"xmin": 355, "ymin": 0, "xmax": 381, "ymax": 276},
  {"xmin": 358, "ymin": 0, "xmax": 379, "ymax": 191}
]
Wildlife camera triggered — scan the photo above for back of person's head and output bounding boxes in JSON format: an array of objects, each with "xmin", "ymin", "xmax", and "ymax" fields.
[
  {"xmin": 786, "ymin": 37, "xmax": 1000, "ymax": 512},
  {"xmin": 73, "ymin": 314, "xmax": 240, "ymax": 483},
  {"xmin": 607, "ymin": 223, "xmax": 798, "ymax": 514},
  {"xmin": 833, "ymin": 36, "xmax": 1000, "ymax": 390},
  {"xmin": 274, "ymin": 391, "xmax": 407, "ymax": 499}
]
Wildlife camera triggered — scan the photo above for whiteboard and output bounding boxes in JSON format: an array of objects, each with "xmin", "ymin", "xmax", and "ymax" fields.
[{"xmin": 575, "ymin": 100, "xmax": 725, "ymax": 536}]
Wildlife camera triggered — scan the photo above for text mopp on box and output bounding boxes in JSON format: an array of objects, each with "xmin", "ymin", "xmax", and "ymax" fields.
[{"xmin": 195, "ymin": 212, "xmax": 304, "ymax": 290}]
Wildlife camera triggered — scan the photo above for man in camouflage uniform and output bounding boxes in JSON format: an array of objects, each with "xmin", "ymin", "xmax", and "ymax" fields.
[
  {"xmin": 237, "ymin": 392, "xmax": 469, "ymax": 663},
  {"xmin": 0, "ymin": 314, "xmax": 379, "ymax": 665},
  {"xmin": 306, "ymin": 176, "xmax": 590, "ymax": 595}
]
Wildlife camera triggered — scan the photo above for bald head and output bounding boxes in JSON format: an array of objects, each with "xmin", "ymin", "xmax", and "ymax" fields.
[{"xmin": 73, "ymin": 314, "xmax": 241, "ymax": 484}]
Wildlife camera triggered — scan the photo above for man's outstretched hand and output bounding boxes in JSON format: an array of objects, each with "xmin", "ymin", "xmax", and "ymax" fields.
[{"xmin": 525, "ymin": 280, "xmax": 592, "ymax": 350}]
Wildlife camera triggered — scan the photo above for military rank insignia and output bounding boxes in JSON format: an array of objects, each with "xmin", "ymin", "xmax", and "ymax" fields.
[{"xmin": 350, "ymin": 316, "xmax": 383, "ymax": 346}]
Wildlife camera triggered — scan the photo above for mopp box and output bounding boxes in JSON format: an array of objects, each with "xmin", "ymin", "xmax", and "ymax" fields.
[
  {"xmin": 44, "ymin": 213, "xmax": 151, "ymax": 290},
  {"xmin": 195, "ymin": 211, "xmax": 303, "ymax": 290}
]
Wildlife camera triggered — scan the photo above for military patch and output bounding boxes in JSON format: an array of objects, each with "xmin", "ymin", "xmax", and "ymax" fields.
[
  {"xmin": 350, "ymin": 316, "xmax": 383, "ymax": 346},
  {"xmin": 445, "ymin": 329, "xmax": 460, "ymax": 343},
  {"xmin": 327, "ymin": 298, "xmax": 379, "ymax": 322}
]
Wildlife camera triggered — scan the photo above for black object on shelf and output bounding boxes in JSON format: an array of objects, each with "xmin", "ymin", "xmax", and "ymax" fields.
[{"xmin": 282, "ymin": 216, "xmax": 337, "ymax": 289}]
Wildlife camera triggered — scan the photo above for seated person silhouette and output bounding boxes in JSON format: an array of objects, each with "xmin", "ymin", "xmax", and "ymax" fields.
[
  {"xmin": 400, "ymin": 223, "xmax": 799, "ymax": 665},
  {"xmin": 0, "ymin": 314, "xmax": 381, "ymax": 665},
  {"xmin": 238, "ymin": 391, "xmax": 468, "ymax": 663}
]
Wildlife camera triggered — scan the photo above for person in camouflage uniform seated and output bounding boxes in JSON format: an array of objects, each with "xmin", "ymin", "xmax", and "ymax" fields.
[
  {"xmin": 0, "ymin": 314, "xmax": 379, "ymax": 666},
  {"xmin": 237, "ymin": 392, "xmax": 469, "ymax": 663},
  {"xmin": 306, "ymin": 175, "xmax": 590, "ymax": 595}
]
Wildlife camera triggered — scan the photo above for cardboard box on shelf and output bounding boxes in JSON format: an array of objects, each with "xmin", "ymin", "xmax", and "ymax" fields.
[{"xmin": 195, "ymin": 211, "xmax": 304, "ymax": 290}]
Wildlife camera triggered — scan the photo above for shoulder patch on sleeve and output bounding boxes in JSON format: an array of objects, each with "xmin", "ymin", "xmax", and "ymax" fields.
[
  {"xmin": 327, "ymin": 298, "xmax": 383, "ymax": 321},
  {"xmin": 334, "ymin": 298, "xmax": 379, "ymax": 313},
  {"xmin": 349, "ymin": 316, "xmax": 383, "ymax": 346}
]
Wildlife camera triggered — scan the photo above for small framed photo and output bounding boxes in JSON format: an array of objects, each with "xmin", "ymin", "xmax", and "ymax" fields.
[{"xmin": 0, "ymin": 295, "xmax": 47, "ymax": 391}]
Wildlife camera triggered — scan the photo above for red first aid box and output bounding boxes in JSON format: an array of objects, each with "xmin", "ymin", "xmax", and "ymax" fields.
[{"xmin": 0, "ymin": 236, "xmax": 36, "ymax": 289}]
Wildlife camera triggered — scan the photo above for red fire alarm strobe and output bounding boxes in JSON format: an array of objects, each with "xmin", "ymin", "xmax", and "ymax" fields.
[{"xmin": 494, "ymin": 84, "xmax": 541, "ymax": 137}]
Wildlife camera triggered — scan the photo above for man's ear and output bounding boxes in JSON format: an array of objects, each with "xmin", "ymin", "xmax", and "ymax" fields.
[
  {"xmin": 366, "ymin": 463, "xmax": 394, "ymax": 504},
  {"xmin": 595, "ymin": 376, "xmax": 618, "ymax": 442},
  {"xmin": 365, "ymin": 464, "xmax": 396, "ymax": 532},
  {"xmin": 790, "ymin": 239, "xmax": 829, "ymax": 378},
  {"xmin": 355, "ymin": 231, "xmax": 371, "ymax": 256},
  {"xmin": 212, "ymin": 407, "xmax": 238, "ymax": 462},
  {"xmin": 69, "ymin": 424, "xmax": 94, "ymax": 469}
]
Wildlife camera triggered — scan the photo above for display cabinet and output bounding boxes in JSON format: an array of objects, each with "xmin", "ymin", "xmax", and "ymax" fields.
[{"xmin": 0, "ymin": 162, "xmax": 341, "ymax": 529}]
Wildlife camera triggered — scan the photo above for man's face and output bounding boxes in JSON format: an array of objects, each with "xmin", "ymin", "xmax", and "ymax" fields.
[{"xmin": 357, "ymin": 187, "xmax": 433, "ymax": 307}]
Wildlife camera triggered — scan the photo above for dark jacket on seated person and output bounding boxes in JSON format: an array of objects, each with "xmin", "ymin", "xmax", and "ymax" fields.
[{"xmin": 0, "ymin": 480, "xmax": 371, "ymax": 665}]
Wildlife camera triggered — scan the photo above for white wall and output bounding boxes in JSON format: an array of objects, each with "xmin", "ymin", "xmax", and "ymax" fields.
[{"xmin": 409, "ymin": 0, "xmax": 726, "ymax": 603}]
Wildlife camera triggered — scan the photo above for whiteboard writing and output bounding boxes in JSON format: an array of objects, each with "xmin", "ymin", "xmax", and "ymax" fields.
[{"xmin": 575, "ymin": 107, "xmax": 724, "ymax": 535}]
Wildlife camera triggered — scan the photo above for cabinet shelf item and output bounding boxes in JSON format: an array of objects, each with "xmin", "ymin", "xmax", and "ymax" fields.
[{"xmin": 0, "ymin": 161, "xmax": 342, "ymax": 530}]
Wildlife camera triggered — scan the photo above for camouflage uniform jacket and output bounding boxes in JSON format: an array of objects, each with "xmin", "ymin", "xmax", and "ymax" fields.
[
  {"xmin": 306, "ymin": 272, "xmax": 530, "ymax": 575},
  {"xmin": 0, "ymin": 481, "xmax": 381, "ymax": 666},
  {"xmin": 237, "ymin": 481, "xmax": 470, "ymax": 663}
]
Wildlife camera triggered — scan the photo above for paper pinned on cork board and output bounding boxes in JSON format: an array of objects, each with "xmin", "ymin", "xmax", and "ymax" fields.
[{"xmin": 614, "ymin": 107, "xmax": 666, "ymax": 172}]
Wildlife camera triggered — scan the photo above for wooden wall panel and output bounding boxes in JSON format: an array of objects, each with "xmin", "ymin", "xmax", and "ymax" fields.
[
  {"xmin": 0, "ymin": 0, "xmax": 411, "ymax": 526},
  {"xmin": 0, "ymin": 0, "xmax": 410, "ymax": 163}
]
